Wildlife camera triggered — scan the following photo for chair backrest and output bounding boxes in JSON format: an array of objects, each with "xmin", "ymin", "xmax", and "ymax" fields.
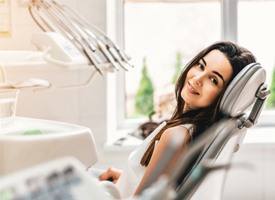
[{"xmin": 172, "ymin": 63, "xmax": 270, "ymax": 200}]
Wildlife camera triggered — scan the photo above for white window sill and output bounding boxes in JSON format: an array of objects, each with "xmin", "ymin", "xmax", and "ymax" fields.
[
  {"xmin": 104, "ymin": 128, "xmax": 143, "ymax": 152},
  {"xmin": 104, "ymin": 125, "xmax": 275, "ymax": 153},
  {"xmin": 244, "ymin": 126, "xmax": 275, "ymax": 145}
]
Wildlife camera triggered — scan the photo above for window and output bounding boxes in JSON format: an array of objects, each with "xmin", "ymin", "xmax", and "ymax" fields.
[
  {"xmin": 117, "ymin": 0, "xmax": 221, "ymax": 128},
  {"xmin": 237, "ymin": 0, "xmax": 275, "ymax": 125},
  {"xmin": 108, "ymin": 0, "xmax": 274, "ymax": 134}
]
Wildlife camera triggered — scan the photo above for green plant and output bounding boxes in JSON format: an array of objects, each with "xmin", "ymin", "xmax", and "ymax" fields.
[
  {"xmin": 267, "ymin": 66, "xmax": 275, "ymax": 108},
  {"xmin": 172, "ymin": 52, "xmax": 183, "ymax": 84},
  {"xmin": 135, "ymin": 57, "xmax": 154, "ymax": 116}
]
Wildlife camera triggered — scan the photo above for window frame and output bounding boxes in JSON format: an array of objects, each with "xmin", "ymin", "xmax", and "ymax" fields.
[{"xmin": 107, "ymin": 0, "xmax": 273, "ymax": 134}]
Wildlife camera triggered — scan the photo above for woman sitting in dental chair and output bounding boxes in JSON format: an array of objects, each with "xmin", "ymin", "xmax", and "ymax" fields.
[{"xmin": 97, "ymin": 41, "xmax": 257, "ymax": 199}]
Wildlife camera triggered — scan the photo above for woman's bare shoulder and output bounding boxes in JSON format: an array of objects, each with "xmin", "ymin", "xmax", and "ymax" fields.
[
  {"xmin": 164, "ymin": 125, "xmax": 191, "ymax": 135},
  {"xmin": 161, "ymin": 125, "xmax": 191, "ymax": 143}
]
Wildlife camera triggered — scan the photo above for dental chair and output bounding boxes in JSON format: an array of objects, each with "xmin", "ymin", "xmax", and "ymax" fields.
[
  {"xmin": 0, "ymin": 63, "xmax": 269, "ymax": 200},
  {"xmin": 134, "ymin": 62, "xmax": 270, "ymax": 200}
]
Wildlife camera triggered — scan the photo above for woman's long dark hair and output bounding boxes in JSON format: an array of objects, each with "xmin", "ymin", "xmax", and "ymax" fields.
[{"xmin": 140, "ymin": 41, "xmax": 256, "ymax": 166}]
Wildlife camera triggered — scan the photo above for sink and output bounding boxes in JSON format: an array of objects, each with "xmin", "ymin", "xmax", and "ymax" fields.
[{"xmin": 0, "ymin": 117, "xmax": 98, "ymax": 177}]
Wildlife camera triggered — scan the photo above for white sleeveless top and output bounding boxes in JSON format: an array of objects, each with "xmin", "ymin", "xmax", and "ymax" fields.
[{"xmin": 116, "ymin": 121, "xmax": 193, "ymax": 199}]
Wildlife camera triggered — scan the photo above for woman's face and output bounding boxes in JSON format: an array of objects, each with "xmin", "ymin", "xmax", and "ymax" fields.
[{"xmin": 181, "ymin": 49, "xmax": 233, "ymax": 112}]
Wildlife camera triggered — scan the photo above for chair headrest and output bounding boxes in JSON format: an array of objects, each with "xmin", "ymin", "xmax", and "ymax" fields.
[{"xmin": 220, "ymin": 63, "xmax": 266, "ymax": 117}]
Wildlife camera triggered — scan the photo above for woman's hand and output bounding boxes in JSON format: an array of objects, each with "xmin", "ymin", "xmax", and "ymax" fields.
[{"xmin": 99, "ymin": 167, "xmax": 122, "ymax": 183}]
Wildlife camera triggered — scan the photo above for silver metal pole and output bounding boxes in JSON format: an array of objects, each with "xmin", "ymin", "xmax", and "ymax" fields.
[{"xmin": 221, "ymin": 0, "xmax": 238, "ymax": 42}]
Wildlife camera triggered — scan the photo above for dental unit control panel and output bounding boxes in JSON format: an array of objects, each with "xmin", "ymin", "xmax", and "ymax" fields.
[{"xmin": 0, "ymin": 157, "xmax": 110, "ymax": 200}]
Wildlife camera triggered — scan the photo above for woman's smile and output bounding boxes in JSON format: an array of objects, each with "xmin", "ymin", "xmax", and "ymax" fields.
[{"xmin": 187, "ymin": 81, "xmax": 199, "ymax": 95}]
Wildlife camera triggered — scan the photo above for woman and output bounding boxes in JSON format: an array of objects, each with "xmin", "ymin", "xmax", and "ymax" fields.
[{"xmin": 99, "ymin": 41, "xmax": 256, "ymax": 198}]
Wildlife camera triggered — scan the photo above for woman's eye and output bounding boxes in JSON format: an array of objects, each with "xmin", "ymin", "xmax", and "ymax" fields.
[
  {"xmin": 198, "ymin": 63, "xmax": 204, "ymax": 70},
  {"xmin": 210, "ymin": 77, "xmax": 218, "ymax": 85}
]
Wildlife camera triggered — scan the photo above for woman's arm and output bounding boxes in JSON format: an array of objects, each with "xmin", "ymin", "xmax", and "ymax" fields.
[{"xmin": 134, "ymin": 125, "xmax": 191, "ymax": 195}]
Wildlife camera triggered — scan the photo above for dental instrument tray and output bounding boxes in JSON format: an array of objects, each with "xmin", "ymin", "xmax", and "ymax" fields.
[{"xmin": 0, "ymin": 117, "xmax": 98, "ymax": 177}]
